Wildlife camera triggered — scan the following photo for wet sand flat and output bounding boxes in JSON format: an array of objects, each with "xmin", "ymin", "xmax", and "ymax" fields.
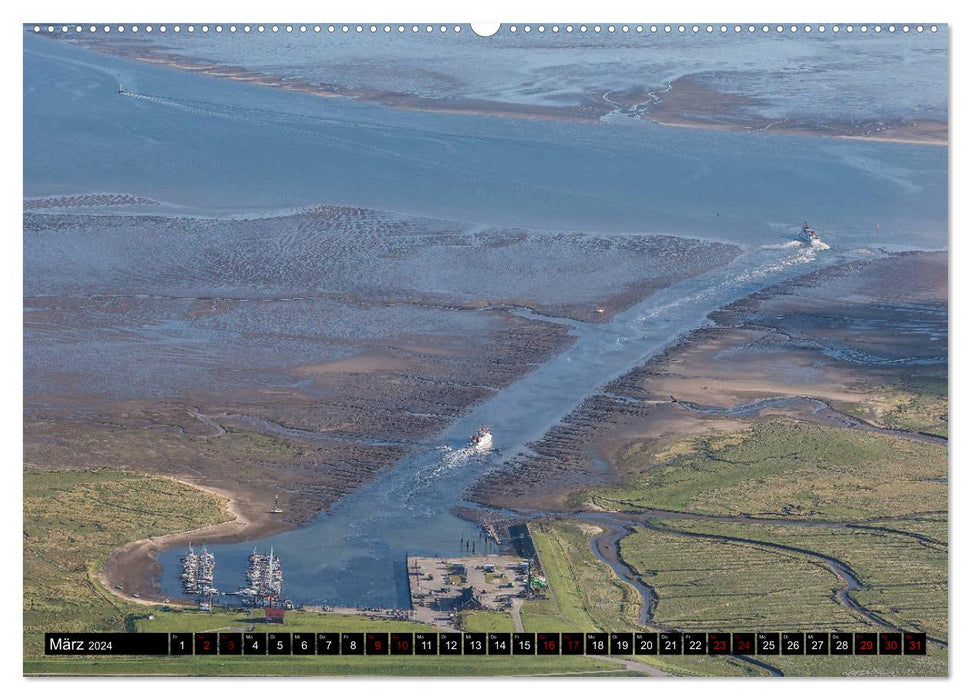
[
  {"xmin": 468, "ymin": 251, "xmax": 947, "ymax": 511},
  {"xmin": 24, "ymin": 201, "xmax": 738, "ymax": 600},
  {"xmin": 58, "ymin": 32, "xmax": 948, "ymax": 146},
  {"xmin": 635, "ymin": 76, "xmax": 947, "ymax": 145}
]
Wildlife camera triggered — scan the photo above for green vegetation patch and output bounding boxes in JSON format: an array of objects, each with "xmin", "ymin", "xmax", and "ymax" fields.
[
  {"xmin": 460, "ymin": 611, "xmax": 516, "ymax": 633},
  {"xmin": 23, "ymin": 468, "xmax": 233, "ymax": 657},
  {"xmin": 526, "ymin": 521, "xmax": 641, "ymax": 633},
  {"xmin": 867, "ymin": 515, "xmax": 948, "ymax": 544},
  {"xmin": 634, "ymin": 654, "xmax": 772, "ymax": 677},
  {"xmin": 766, "ymin": 643, "xmax": 946, "ymax": 677},
  {"xmin": 594, "ymin": 420, "xmax": 946, "ymax": 520},
  {"xmin": 522, "ymin": 522, "xmax": 752, "ymax": 676},
  {"xmin": 614, "ymin": 517, "xmax": 946, "ymax": 675},
  {"xmin": 24, "ymin": 654, "xmax": 628, "ymax": 677},
  {"xmin": 838, "ymin": 374, "xmax": 948, "ymax": 437},
  {"xmin": 619, "ymin": 526, "xmax": 862, "ymax": 632},
  {"xmin": 661, "ymin": 518, "xmax": 948, "ymax": 641}
]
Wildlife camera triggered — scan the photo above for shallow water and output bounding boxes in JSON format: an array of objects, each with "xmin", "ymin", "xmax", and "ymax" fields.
[
  {"xmin": 57, "ymin": 27, "xmax": 949, "ymax": 128},
  {"xmin": 23, "ymin": 34, "xmax": 947, "ymax": 607},
  {"xmin": 25, "ymin": 35, "xmax": 946, "ymax": 249}
]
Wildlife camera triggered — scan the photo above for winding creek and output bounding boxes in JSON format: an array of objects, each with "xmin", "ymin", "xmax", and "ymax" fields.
[
  {"xmin": 583, "ymin": 509, "xmax": 947, "ymax": 650},
  {"xmin": 674, "ymin": 395, "xmax": 948, "ymax": 446}
]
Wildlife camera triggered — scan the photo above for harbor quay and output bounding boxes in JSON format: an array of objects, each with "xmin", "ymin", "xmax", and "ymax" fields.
[{"xmin": 407, "ymin": 556, "xmax": 535, "ymax": 629}]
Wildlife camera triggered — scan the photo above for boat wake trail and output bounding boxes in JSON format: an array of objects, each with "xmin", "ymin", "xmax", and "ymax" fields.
[
  {"xmin": 637, "ymin": 244, "xmax": 824, "ymax": 323},
  {"xmin": 433, "ymin": 445, "xmax": 478, "ymax": 475},
  {"xmin": 759, "ymin": 240, "xmax": 803, "ymax": 250},
  {"xmin": 392, "ymin": 445, "xmax": 486, "ymax": 508}
]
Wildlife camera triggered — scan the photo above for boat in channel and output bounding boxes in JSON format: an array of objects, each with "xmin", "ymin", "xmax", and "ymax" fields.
[
  {"xmin": 798, "ymin": 220, "xmax": 820, "ymax": 243},
  {"xmin": 469, "ymin": 425, "xmax": 493, "ymax": 451}
]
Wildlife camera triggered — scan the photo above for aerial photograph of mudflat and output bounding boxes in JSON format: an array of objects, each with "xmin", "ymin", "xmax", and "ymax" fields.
[{"xmin": 23, "ymin": 21, "xmax": 947, "ymax": 677}]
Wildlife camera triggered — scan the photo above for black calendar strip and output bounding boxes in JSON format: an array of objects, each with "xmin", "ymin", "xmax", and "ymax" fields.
[{"xmin": 46, "ymin": 631, "xmax": 927, "ymax": 656}]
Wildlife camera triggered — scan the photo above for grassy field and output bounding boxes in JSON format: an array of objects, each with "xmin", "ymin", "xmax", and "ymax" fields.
[
  {"xmin": 24, "ymin": 654, "xmax": 633, "ymax": 677},
  {"xmin": 23, "ymin": 468, "xmax": 234, "ymax": 659},
  {"xmin": 619, "ymin": 526, "xmax": 864, "ymax": 632},
  {"xmin": 552, "ymin": 411, "xmax": 948, "ymax": 677},
  {"xmin": 524, "ymin": 521, "xmax": 763, "ymax": 676},
  {"xmin": 460, "ymin": 611, "xmax": 516, "ymax": 633},
  {"xmin": 630, "ymin": 637, "xmax": 945, "ymax": 678},
  {"xmin": 611, "ymin": 516, "xmax": 946, "ymax": 676},
  {"xmin": 593, "ymin": 420, "xmax": 946, "ymax": 520},
  {"xmin": 658, "ymin": 517, "xmax": 948, "ymax": 641},
  {"xmin": 837, "ymin": 374, "xmax": 948, "ymax": 437},
  {"xmin": 523, "ymin": 524, "xmax": 596, "ymax": 631},
  {"xmin": 870, "ymin": 514, "xmax": 949, "ymax": 544},
  {"xmin": 634, "ymin": 655, "xmax": 771, "ymax": 677},
  {"xmin": 134, "ymin": 608, "xmax": 434, "ymax": 634},
  {"xmin": 765, "ymin": 644, "xmax": 947, "ymax": 677},
  {"xmin": 525, "ymin": 521, "xmax": 642, "ymax": 632}
]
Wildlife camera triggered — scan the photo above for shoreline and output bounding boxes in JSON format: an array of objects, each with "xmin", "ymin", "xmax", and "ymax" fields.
[
  {"xmin": 99, "ymin": 476, "xmax": 287, "ymax": 606},
  {"xmin": 62, "ymin": 37, "xmax": 947, "ymax": 147},
  {"xmin": 646, "ymin": 115, "xmax": 947, "ymax": 146},
  {"xmin": 58, "ymin": 310, "xmax": 578, "ymax": 604}
]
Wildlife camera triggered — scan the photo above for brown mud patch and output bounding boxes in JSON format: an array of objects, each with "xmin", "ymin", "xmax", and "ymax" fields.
[
  {"xmin": 467, "ymin": 252, "xmax": 947, "ymax": 511},
  {"xmin": 24, "ymin": 193, "xmax": 161, "ymax": 209},
  {"xmin": 635, "ymin": 76, "xmax": 947, "ymax": 145},
  {"xmin": 26, "ymin": 311, "xmax": 575, "ymax": 601}
]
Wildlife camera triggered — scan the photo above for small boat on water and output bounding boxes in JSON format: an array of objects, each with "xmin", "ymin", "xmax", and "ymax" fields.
[
  {"xmin": 118, "ymin": 83, "xmax": 125, "ymax": 95},
  {"xmin": 798, "ymin": 220, "xmax": 820, "ymax": 242},
  {"xmin": 469, "ymin": 425, "xmax": 493, "ymax": 451}
]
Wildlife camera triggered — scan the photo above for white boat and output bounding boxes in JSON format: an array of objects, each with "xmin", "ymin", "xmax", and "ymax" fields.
[
  {"xmin": 469, "ymin": 425, "xmax": 493, "ymax": 451},
  {"xmin": 798, "ymin": 220, "xmax": 820, "ymax": 242}
]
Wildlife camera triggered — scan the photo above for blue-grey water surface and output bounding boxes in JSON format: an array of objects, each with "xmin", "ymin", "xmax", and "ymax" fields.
[{"xmin": 23, "ymin": 33, "xmax": 947, "ymax": 607}]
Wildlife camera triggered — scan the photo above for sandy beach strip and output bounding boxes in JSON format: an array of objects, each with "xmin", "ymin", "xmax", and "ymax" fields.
[{"xmin": 99, "ymin": 476, "xmax": 270, "ymax": 606}]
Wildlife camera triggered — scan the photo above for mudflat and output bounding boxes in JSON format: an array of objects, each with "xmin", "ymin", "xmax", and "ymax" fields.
[
  {"xmin": 468, "ymin": 251, "xmax": 947, "ymax": 510},
  {"xmin": 24, "ymin": 201, "xmax": 738, "ymax": 601}
]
